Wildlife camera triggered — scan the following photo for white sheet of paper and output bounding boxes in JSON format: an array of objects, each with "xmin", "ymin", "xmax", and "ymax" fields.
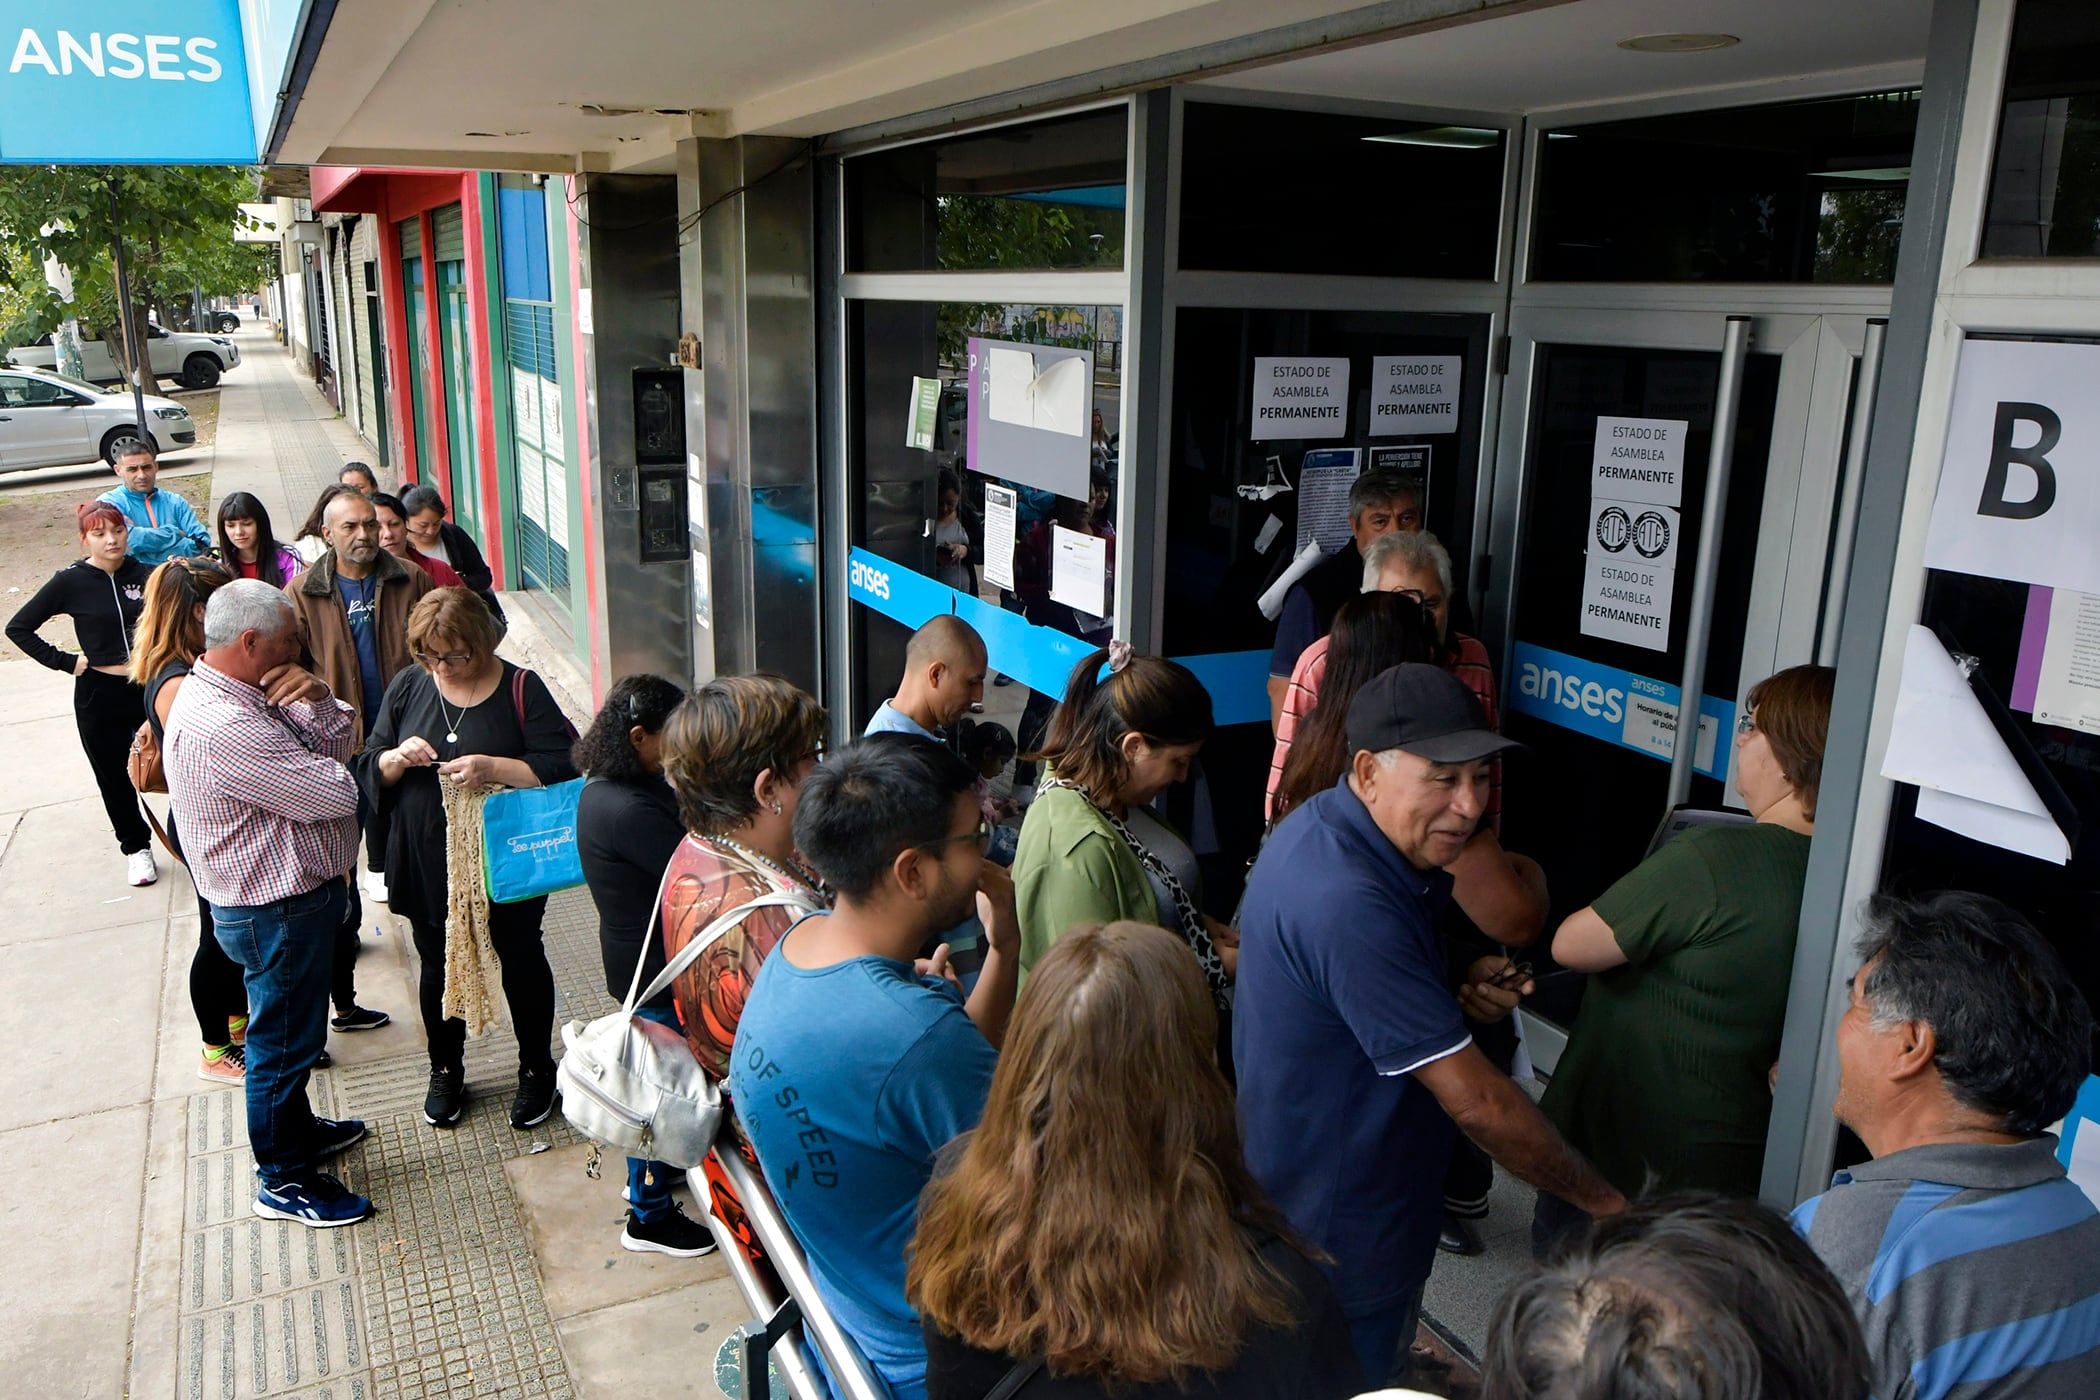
[
  {"xmin": 981, "ymin": 484, "xmax": 1017, "ymax": 592},
  {"xmin": 2069, "ymin": 1122, "xmax": 2100, "ymax": 1210},
  {"xmin": 1296, "ymin": 463, "xmax": 1361, "ymax": 553},
  {"xmin": 1881, "ymin": 625, "xmax": 2071, "ymax": 863},
  {"xmin": 1258, "ymin": 539, "xmax": 1326, "ymax": 622},
  {"xmin": 986, "ymin": 348, "xmax": 1037, "ymax": 430},
  {"xmin": 986, "ymin": 347, "xmax": 1086, "ymax": 436},
  {"xmin": 1050, "ymin": 525, "xmax": 1108, "ymax": 618},
  {"xmin": 1254, "ymin": 514, "xmax": 1283, "ymax": 555},
  {"xmin": 2035, "ymin": 588, "xmax": 2100, "ymax": 734}
]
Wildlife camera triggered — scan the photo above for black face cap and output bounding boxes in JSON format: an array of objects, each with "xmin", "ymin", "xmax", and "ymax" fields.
[{"xmin": 1344, "ymin": 663, "xmax": 1526, "ymax": 765}]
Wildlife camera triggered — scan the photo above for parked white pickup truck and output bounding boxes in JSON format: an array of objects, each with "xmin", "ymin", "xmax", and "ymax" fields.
[{"xmin": 5, "ymin": 325, "xmax": 242, "ymax": 389}]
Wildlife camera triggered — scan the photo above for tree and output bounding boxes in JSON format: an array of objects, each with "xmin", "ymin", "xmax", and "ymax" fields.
[
  {"xmin": 932, "ymin": 195, "xmax": 1121, "ymax": 364},
  {"xmin": 0, "ymin": 165, "xmax": 264, "ymax": 386}
]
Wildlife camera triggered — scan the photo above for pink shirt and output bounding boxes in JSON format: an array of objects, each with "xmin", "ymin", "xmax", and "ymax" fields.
[
  {"xmin": 1267, "ymin": 632, "xmax": 1502, "ymax": 830},
  {"xmin": 165, "ymin": 659, "xmax": 361, "ymax": 907}
]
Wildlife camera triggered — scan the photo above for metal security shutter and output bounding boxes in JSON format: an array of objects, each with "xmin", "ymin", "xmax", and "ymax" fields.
[
  {"xmin": 349, "ymin": 217, "xmax": 382, "ymax": 447},
  {"xmin": 398, "ymin": 215, "xmax": 422, "ymax": 263},
  {"xmin": 432, "ymin": 204, "xmax": 466, "ymax": 263}
]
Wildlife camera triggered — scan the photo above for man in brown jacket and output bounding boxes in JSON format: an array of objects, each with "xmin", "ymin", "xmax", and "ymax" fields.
[{"xmin": 284, "ymin": 488, "xmax": 432, "ymax": 1033}]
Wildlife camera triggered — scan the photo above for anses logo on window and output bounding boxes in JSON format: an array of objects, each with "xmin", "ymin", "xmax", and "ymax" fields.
[{"xmin": 848, "ymin": 558, "xmax": 891, "ymax": 602}]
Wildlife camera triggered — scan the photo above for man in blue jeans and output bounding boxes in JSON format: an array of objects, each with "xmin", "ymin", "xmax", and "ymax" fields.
[{"xmin": 166, "ymin": 580, "xmax": 375, "ymax": 1227}]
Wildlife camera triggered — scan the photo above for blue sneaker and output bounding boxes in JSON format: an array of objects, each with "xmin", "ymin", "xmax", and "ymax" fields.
[
  {"xmin": 305, "ymin": 1117, "xmax": 367, "ymax": 1161},
  {"xmin": 254, "ymin": 1174, "xmax": 374, "ymax": 1228}
]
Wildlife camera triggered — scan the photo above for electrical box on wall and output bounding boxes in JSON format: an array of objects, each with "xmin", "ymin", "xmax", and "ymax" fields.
[
  {"xmin": 633, "ymin": 368, "xmax": 685, "ymax": 465},
  {"xmin": 639, "ymin": 468, "xmax": 687, "ymax": 563}
]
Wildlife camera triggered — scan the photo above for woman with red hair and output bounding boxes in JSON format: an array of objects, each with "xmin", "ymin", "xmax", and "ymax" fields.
[{"xmin": 6, "ymin": 500, "xmax": 158, "ymax": 884}]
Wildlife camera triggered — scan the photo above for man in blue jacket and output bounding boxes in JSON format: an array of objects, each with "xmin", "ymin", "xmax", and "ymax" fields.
[{"xmin": 99, "ymin": 444, "xmax": 210, "ymax": 566}]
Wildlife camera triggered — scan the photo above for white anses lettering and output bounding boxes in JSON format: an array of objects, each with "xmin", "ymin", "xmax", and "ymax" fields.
[
  {"xmin": 848, "ymin": 558, "xmax": 892, "ymax": 602},
  {"xmin": 9, "ymin": 29, "xmax": 223, "ymax": 81},
  {"xmin": 1517, "ymin": 659, "xmax": 1627, "ymax": 724}
]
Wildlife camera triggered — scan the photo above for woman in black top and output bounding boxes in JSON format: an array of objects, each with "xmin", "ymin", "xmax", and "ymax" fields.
[
  {"xmin": 401, "ymin": 484, "xmax": 505, "ymax": 625},
  {"xmin": 129, "ymin": 558, "xmax": 253, "ymax": 1083},
  {"xmin": 572, "ymin": 674, "xmax": 720, "ymax": 1260},
  {"xmin": 6, "ymin": 501, "xmax": 157, "ymax": 884},
  {"xmin": 910, "ymin": 921, "xmax": 1362, "ymax": 1400},
  {"xmin": 356, "ymin": 588, "xmax": 576, "ymax": 1132}
]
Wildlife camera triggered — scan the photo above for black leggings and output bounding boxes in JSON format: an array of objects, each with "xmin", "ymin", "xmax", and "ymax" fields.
[
  {"xmin": 75, "ymin": 670, "xmax": 151, "ymax": 854},
  {"xmin": 168, "ymin": 815, "xmax": 248, "ymax": 1045},
  {"xmin": 409, "ymin": 905, "xmax": 555, "ymax": 1074},
  {"xmin": 333, "ymin": 881, "xmax": 362, "ymax": 1013}
]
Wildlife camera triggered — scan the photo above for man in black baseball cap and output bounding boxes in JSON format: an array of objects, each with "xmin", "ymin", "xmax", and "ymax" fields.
[{"xmin": 1234, "ymin": 662, "xmax": 1623, "ymax": 1383}]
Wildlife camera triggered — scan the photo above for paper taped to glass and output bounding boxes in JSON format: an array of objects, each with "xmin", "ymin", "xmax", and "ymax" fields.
[
  {"xmin": 1880, "ymin": 625, "xmax": 2070, "ymax": 864},
  {"xmin": 987, "ymin": 348, "xmax": 1087, "ymax": 437}
]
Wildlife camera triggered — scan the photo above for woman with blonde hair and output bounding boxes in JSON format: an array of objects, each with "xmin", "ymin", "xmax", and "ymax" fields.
[
  {"xmin": 129, "ymin": 557, "xmax": 251, "ymax": 1082},
  {"xmin": 910, "ymin": 920, "xmax": 1361, "ymax": 1398},
  {"xmin": 356, "ymin": 587, "xmax": 578, "ymax": 1131}
]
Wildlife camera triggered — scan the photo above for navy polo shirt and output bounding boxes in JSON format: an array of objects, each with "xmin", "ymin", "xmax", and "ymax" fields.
[{"xmin": 1233, "ymin": 780, "xmax": 1470, "ymax": 1313}]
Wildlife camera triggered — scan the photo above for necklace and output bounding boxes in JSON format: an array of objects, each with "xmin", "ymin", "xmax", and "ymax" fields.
[
  {"xmin": 434, "ymin": 676, "xmax": 483, "ymax": 745},
  {"xmin": 700, "ymin": 833, "xmax": 823, "ymax": 896}
]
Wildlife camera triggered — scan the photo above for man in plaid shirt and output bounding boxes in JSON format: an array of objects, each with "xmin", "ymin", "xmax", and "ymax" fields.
[{"xmin": 166, "ymin": 580, "xmax": 376, "ymax": 1228}]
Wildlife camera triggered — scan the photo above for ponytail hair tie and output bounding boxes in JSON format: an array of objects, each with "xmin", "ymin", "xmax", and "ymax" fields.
[{"xmin": 1107, "ymin": 639, "xmax": 1135, "ymax": 674}]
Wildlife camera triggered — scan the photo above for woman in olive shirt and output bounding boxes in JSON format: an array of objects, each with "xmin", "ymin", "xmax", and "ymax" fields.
[{"xmin": 1534, "ymin": 664, "xmax": 1837, "ymax": 1249}]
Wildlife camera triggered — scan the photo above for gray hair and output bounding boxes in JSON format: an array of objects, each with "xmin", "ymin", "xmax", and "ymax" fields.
[
  {"xmin": 1362, "ymin": 529, "xmax": 1453, "ymax": 596},
  {"xmin": 203, "ymin": 579, "xmax": 295, "ymax": 648},
  {"xmin": 1348, "ymin": 469, "xmax": 1419, "ymax": 520}
]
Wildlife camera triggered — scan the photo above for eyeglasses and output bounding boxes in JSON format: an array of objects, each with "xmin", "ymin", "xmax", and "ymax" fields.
[
  {"xmin": 414, "ymin": 648, "xmax": 474, "ymax": 669},
  {"xmin": 917, "ymin": 818, "xmax": 992, "ymax": 853},
  {"xmin": 1736, "ymin": 712, "xmax": 1759, "ymax": 738}
]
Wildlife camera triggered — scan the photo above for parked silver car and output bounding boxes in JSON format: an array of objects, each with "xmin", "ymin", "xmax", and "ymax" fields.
[{"xmin": 0, "ymin": 366, "xmax": 195, "ymax": 472}]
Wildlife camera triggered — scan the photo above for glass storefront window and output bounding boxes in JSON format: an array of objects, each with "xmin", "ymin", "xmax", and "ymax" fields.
[
  {"xmin": 1177, "ymin": 103, "xmax": 1504, "ymax": 279},
  {"xmin": 1533, "ymin": 90, "xmax": 1919, "ymax": 282},
  {"xmin": 1984, "ymin": 0, "xmax": 2100, "ymax": 258},
  {"xmin": 846, "ymin": 108, "xmax": 1128, "ymax": 273}
]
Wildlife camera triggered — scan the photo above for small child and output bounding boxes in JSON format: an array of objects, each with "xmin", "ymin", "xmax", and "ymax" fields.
[{"xmin": 960, "ymin": 719, "xmax": 1022, "ymax": 863}]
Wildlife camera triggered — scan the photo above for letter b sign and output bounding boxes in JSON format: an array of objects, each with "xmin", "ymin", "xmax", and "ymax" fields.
[{"xmin": 1977, "ymin": 401, "xmax": 2060, "ymax": 521}]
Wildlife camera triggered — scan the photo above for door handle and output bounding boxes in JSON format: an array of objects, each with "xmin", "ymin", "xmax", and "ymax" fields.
[{"xmin": 0, "ymin": 414, "xmax": 12, "ymax": 421}]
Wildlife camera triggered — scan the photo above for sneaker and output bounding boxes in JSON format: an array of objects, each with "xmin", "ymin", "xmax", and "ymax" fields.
[
  {"xmin": 304, "ymin": 1117, "xmax": 367, "ymax": 1161},
  {"xmin": 620, "ymin": 1204, "xmax": 718, "ymax": 1258},
  {"xmin": 330, "ymin": 1005, "xmax": 391, "ymax": 1032},
  {"xmin": 198, "ymin": 1043, "xmax": 246, "ymax": 1085},
  {"xmin": 253, "ymin": 1174, "xmax": 373, "ymax": 1228},
  {"xmin": 362, "ymin": 871, "xmax": 389, "ymax": 904},
  {"xmin": 126, "ymin": 850, "xmax": 157, "ymax": 886},
  {"xmin": 424, "ymin": 1067, "xmax": 465, "ymax": 1127},
  {"xmin": 313, "ymin": 1047, "xmax": 333, "ymax": 1070},
  {"xmin": 510, "ymin": 1066, "xmax": 558, "ymax": 1129}
]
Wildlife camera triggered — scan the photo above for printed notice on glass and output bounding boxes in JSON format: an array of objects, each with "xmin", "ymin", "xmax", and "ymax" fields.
[
  {"xmin": 1369, "ymin": 356, "xmax": 1461, "ymax": 435},
  {"xmin": 1050, "ymin": 524, "xmax": 1109, "ymax": 618},
  {"xmin": 1591, "ymin": 416, "xmax": 1688, "ymax": 507},
  {"xmin": 2034, "ymin": 588, "xmax": 2100, "ymax": 734},
  {"xmin": 906, "ymin": 376, "xmax": 940, "ymax": 451},
  {"xmin": 981, "ymin": 484, "xmax": 1018, "ymax": 592},
  {"xmin": 1251, "ymin": 357, "xmax": 1351, "ymax": 440},
  {"xmin": 1579, "ymin": 497, "xmax": 1678, "ymax": 652},
  {"xmin": 1295, "ymin": 447, "xmax": 1361, "ymax": 554}
]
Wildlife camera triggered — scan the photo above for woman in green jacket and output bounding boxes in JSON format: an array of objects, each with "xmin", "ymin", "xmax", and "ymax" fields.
[{"xmin": 1013, "ymin": 642, "xmax": 1235, "ymax": 1004}]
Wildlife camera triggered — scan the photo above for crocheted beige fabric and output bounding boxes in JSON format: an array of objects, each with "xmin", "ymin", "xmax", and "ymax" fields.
[{"xmin": 441, "ymin": 778, "xmax": 507, "ymax": 1035}]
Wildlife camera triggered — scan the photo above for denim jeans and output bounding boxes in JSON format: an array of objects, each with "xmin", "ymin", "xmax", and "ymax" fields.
[
  {"xmin": 1345, "ymin": 1285, "xmax": 1425, "ymax": 1388},
  {"xmin": 211, "ymin": 880, "xmax": 345, "ymax": 1187},
  {"xmin": 626, "ymin": 1004, "xmax": 682, "ymax": 1222}
]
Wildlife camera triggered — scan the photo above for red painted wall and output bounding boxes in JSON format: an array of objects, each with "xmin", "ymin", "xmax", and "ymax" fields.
[{"xmin": 460, "ymin": 176, "xmax": 506, "ymax": 590}]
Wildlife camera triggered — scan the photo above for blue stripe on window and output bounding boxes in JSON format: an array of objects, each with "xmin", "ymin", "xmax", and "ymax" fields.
[
  {"xmin": 1870, "ymin": 1181, "xmax": 2095, "ymax": 1305},
  {"xmin": 1865, "ymin": 1181, "xmax": 1962, "ymax": 1303},
  {"xmin": 1910, "ymin": 1292, "xmax": 2100, "ymax": 1400}
]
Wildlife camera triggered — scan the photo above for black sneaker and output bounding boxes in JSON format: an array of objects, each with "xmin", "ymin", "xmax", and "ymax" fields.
[
  {"xmin": 510, "ymin": 1066, "xmax": 558, "ymax": 1129},
  {"xmin": 620, "ymin": 1204, "xmax": 718, "ymax": 1258},
  {"xmin": 330, "ymin": 1005, "xmax": 391, "ymax": 1032},
  {"xmin": 423, "ymin": 1067, "xmax": 466, "ymax": 1127},
  {"xmin": 314, "ymin": 1047, "xmax": 333, "ymax": 1069},
  {"xmin": 305, "ymin": 1117, "xmax": 368, "ymax": 1161}
]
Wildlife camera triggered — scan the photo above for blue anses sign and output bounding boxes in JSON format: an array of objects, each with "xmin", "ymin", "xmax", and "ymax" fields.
[
  {"xmin": 845, "ymin": 547, "xmax": 1272, "ymax": 727},
  {"xmin": 1, "ymin": 1, "xmax": 262, "ymax": 163},
  {"xmin": 1507, "ymin": 640, "xmax": 1737, "ymax": 783}
]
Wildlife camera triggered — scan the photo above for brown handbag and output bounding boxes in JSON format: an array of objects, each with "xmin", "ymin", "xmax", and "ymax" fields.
[{"xmin": 127, "ymin": 720, "xmax": 167, "ymax": 794}]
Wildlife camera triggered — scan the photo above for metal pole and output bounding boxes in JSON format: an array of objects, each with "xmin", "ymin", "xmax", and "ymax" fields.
[
  {"xmin": 1817, "ymin": 319, "xmax": 1890, "ymax": 667},
  {"xmin": 107, "ymin": 180, "xmax": 150, "ymax": 442},
  {"xmin": 1666, "ymin": 315, "xmax": 1753, "ymax": 810}
]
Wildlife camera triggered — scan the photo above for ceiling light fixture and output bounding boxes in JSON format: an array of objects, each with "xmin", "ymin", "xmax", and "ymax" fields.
[
  {"xmin": 1361, "ymin": 125, "xmax": 1501, "ymax": 150},
  {"xmin": 1618, "ymin": 33, "xmax": 1741, "ymax": 54}
]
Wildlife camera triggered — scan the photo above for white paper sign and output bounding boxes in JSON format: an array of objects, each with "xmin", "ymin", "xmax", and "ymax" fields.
[
  {"xmin": 1591, "ymin": 416, "xmax": 1689, "ymax": 507},
  {"xmin": 1296, "ymin": 450, "xmax": 1362, "ymax": 554},
  {"xmin": 1580, "ymin": 555, "xmax": 1673, "ymax": 650},
  {"xmin": 988, "ymin": 349, "xmax": 1087, "ymax": 436},
  {"xmin": 1925, "ymin": 339, "xmax": 2100, "ymax": 594},
  {"xmin": 1251, "ymin": 357, "xmax": 1350, "ymax": 440},
  {"xmin": 1620, "ymin": 690, "xmax": 1720, "ymax": 770},
  {"xmin": 1050, "ymin": 524, "xmax": 1108, "ymax": 618},
  {"xmin": 1589, "ymin": 499, "xmax": 1681, "ymax": 574},
  {"xmin": 982, "ymin": 484, "xmax": 1018, "ymax": 592},
  {"xmin": 1369, "ymin": 355, "xmax": 1461, "ymax": 435},
  {"xmin": 2034, "ymin": 588, "xmax": 2100, "ymax": 735}
]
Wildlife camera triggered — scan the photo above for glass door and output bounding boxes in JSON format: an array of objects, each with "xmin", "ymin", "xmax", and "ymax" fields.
[{"xmin": 1487, "ymin": 307, "xmax": 1875, "ymax": 972}]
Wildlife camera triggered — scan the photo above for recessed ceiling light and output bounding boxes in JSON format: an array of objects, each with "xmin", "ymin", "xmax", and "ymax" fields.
[{"xmin": 1619, "ymin": 33, "xmax": 1741, "ymax": 53}]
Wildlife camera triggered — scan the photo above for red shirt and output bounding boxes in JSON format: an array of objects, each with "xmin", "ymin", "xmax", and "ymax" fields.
[{"xmin": 407, "ymin": 547, "xmax": 466, "ymax": 590}]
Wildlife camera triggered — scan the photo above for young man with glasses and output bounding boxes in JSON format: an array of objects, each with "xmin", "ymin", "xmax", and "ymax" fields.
[
  {"xmin": 284, "ymin": 489, "xmax": 431, "ymax": 1030},
  {"xmin": 730, "ymin": 733, "xmax": 1020, "ymax": 1400}
]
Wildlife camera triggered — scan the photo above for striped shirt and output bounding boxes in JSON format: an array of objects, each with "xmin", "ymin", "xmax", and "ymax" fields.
[
  {"xmin": 1792, "ymin": 1137, "xmax": 2100, "ymax": 1400},
  {"xmin": 164, "ymin": 659, "xmax": 362, "ymax": 908},
  {"xmin": 1268, "ymin": 631, "xmax": 1501, "ymax": 827}
]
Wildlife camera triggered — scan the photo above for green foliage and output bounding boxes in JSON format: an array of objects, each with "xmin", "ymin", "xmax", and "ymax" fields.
[
  {"xmin": 932, "ymin": 194, "xmax": 1121, "ymax": 364},
  {"xmin": 1814, "ymin": 186, "xmax": 1906, "ymax": 283},
  {"xmin": 0, "ymin": 164, "xmax": 266, "ymax": 341}
]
